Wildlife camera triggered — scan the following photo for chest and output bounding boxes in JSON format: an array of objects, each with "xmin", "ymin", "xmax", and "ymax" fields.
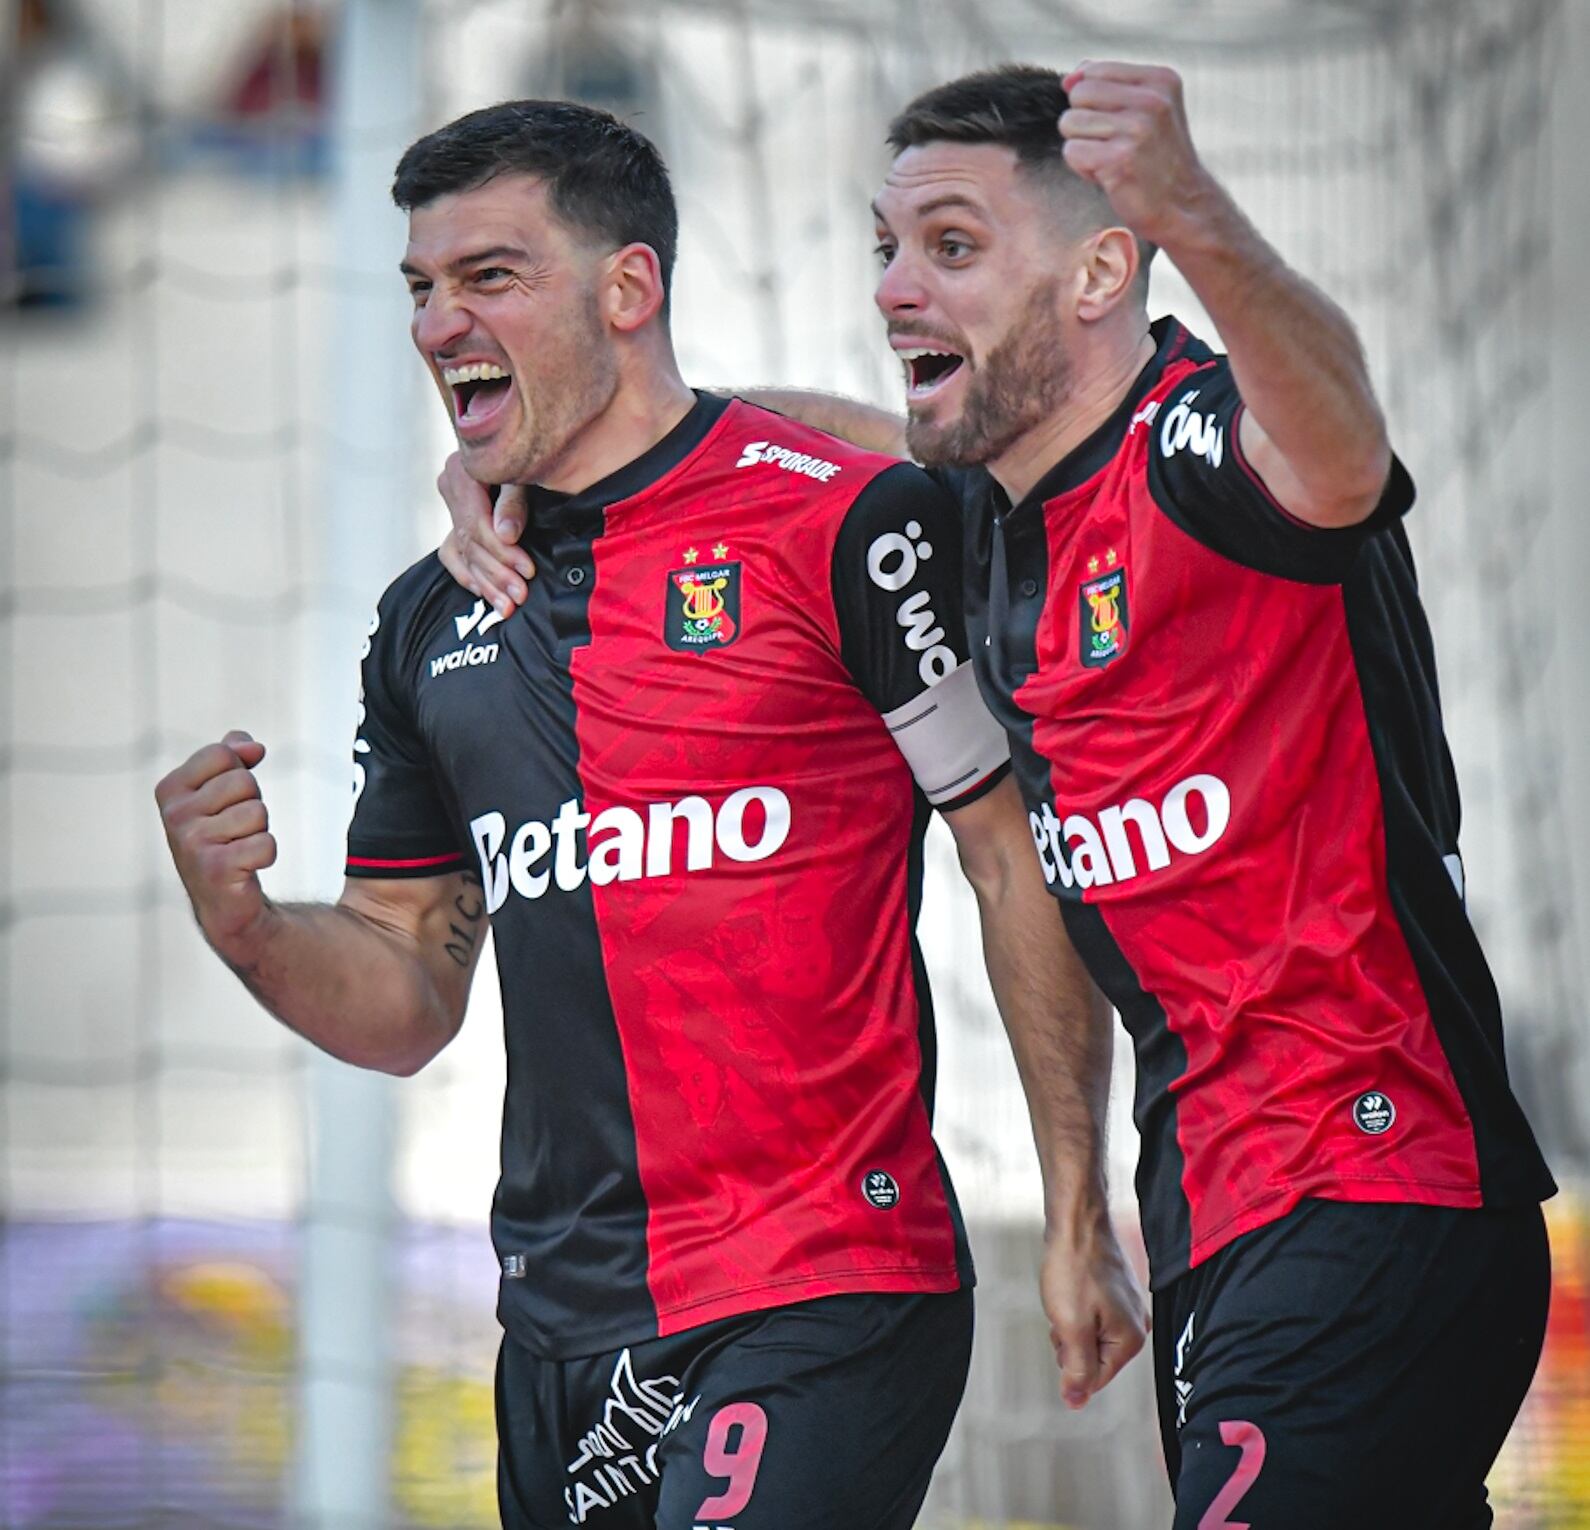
[
  {"xmin": 409, "ymin": 501, "xmax": 872, "ymax": 825},
  {"xmin": 985, "ymin": 452, "xmax": 1348, "ymax": 810}
]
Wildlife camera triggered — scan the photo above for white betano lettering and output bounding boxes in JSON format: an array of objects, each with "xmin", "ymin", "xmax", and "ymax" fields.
[
  {"xmin": 1030, "ymin": 773, "xmax": 1233, "ymax": 890},
  {"xmin": 468, "ymin": 788, "xmax": 793, "ymax": 907}
]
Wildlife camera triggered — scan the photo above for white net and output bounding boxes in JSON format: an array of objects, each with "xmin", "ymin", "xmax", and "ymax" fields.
[{"xmin": 2, "ymin": 0, "xmax": 1585, "ymax": 1525}]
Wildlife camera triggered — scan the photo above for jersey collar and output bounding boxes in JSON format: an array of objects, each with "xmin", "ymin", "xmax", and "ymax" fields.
[
  {"xmin": 1002, "ymin": 316, "xmax": 1210, "ymax": 518},
  {"xmin": 521, "ymin": 391, "xmax": 732, "ymax": 527}
]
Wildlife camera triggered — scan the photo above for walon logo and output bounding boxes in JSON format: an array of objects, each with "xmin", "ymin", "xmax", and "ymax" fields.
[{"xmin": 431, "ymin": 599, "xmax": 505, "ymax": 677}]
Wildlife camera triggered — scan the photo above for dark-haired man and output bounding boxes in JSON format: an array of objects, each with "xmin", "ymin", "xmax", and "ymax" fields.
[
  {"xmin": 156, "ymin": 99, "xmax": 1147, "ymax": 1529},
  {"xmin": 445, "ymin": 63, "xmax": 1556, "ymax": 1529}
]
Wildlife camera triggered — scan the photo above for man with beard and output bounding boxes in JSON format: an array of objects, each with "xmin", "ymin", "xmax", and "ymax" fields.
[
  {"xmin": 444, "ymin": 63, "xmax": 1556, "ymax": 1529},
  {"xmin": 156, "ymin": 99, "xmax": 1148, "ymax": 1530}
]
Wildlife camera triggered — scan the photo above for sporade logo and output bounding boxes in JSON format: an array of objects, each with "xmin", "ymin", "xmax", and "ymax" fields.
[
  {"xmin": 1029, "ymin": 773, "xmax": 1231, "ymax": 890},
  {"xmin": 470, "ymin": 787, "xmax": 791, "ymax": 912},
  {"xmin": 735, "ymin": 439, "xmax": 843, "ymax": 481}
]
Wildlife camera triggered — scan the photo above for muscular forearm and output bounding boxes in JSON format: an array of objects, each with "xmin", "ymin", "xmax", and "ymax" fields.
[
  {"xmin": 966, "ymin": 853, "xmax": 1114, "ymax": 1228},
  {"xmin": 1161, "ymin": 180, "xmax": 1390, "ymax": 504},
  {"xmin": 983, "ymin": 901, "xmax": 1113, "ymax": 1227},
  {"xmin": 214, "ymin": 896, "xmax": 466, "ymax": 1076}
]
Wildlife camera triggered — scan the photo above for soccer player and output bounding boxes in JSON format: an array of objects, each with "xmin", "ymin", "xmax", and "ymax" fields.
[
  {"xmin": 155, "ymin": 101, "xmax": 1146, "ymax": 1529},
  {"xmin": 445, "ymin": 66, "xmax": 1558, "ymax": 1528}
]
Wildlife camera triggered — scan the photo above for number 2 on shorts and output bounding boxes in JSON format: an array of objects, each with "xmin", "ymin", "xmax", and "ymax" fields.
[
  {"xmin": 1198, "ymin": 1420, "xmax": 1266, "ymax": 1530},
  {"xmin": 695, "ymin": 1401, "xmax": 769, "ymax": 1520}
]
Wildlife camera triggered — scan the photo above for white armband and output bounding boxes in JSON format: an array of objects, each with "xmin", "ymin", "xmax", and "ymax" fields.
[{"xmin": 882, "ymin": 660, "xmax": 1010, "ymax": 808}]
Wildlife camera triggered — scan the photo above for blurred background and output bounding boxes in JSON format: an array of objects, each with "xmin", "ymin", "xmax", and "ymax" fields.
[{"xmin": 2, "ymin": 0, "xmax": 1587, "ymax": 1525}]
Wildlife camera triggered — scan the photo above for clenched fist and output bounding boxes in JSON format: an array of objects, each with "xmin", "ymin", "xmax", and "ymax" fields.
[
  {"xmin": 1059, "ymin": 62, "xmax": 1220, "ymax": 251},
  {"xmin": 155, "ymin": 730, "xmax": 277, "ymax": 961}
]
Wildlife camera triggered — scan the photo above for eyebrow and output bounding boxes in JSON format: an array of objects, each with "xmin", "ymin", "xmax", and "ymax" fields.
[
  {"xmin": 399, "ymin": 244, "xmax": 532, "ymax": 278},
  {"xmin": 872, "ymin": 193, "xmax": 987, "ymax": 225}
]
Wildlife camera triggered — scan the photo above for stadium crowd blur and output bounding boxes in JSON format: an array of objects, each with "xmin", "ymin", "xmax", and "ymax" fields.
[{"xmin": 2, "ymin": 0, "xmax": 328, "ymax": 311}]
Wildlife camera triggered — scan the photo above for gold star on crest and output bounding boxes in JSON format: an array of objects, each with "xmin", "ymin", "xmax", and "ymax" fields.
[
  {"xmin": 682, "ymin": 546, "xmax": 699, "ymax": 565},
  {"xmin": 1106, "ymin": 547, "xmax": 1118, "ymax": 567},
  {"xmin": 712, "ymin": 542, "xmax": 729, "ymax": 560},
  {"xmin": 1087, "ymin": 555, "xmax": 1100, "ymax": 575}
]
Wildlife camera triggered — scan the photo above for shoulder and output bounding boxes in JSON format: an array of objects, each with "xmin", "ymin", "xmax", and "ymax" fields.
[
  {"xmin": 1147, "ymin": 353, "xmax": 1231, "ymax": 426},
  {"xmin": 832, "ymin": 463, "xmax": 966, "ymax": 590},
  {"xmin": 367, "ymin": 553, "xmax": 472, "ymax": 672},
  {"xmin": 378, "ymin": 550, "xmax": 460, "ymax": 617},
  {"xmin": 720, "ymin": 398, "xmax": 907, "ymax": 497}
]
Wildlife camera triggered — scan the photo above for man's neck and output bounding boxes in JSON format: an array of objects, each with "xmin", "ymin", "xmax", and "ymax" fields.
[
  {"xmin": 987, "ymin": 328, "xmax": 1157, "ymax": 505},
  {"xmin": 537, "ymin": 361, "xmax": 697, "ymax": 496}
]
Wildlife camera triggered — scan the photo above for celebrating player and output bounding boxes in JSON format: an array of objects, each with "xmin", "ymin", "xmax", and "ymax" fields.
[
  {"xmin": 444, "ymin": 65, "xmax": 1557, "ymax": 1528},
  {"xmin": 155, "ymin": 100, "xmax": 1146, "ymax": 1530}
]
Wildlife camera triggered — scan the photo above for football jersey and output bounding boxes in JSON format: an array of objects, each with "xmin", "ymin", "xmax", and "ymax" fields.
[
  {"xmin": 957, "ymin": 319, "xmax": 1554, "ymax": 1288},
  {"xmin": 347, "ymin": 393, "xmax": 1009, "ymax": 1356}
]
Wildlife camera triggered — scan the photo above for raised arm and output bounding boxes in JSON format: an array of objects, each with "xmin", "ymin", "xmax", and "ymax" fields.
[
  {"xmin": 1061, "ymin": 61, "xmax": 1391, "ymax": 527},
  {"xmin": 156, "ymin": 730, "xmax": 486, "ymax": 1076},
  {"xmin": 943, "ymin": 776, "xmax": 1148, "ymax": 1407}
]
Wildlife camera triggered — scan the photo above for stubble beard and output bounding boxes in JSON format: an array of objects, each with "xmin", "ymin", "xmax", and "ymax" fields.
[
  {"xmin": 472, "ymin": 290, "xmax": 619, "ymax": 486},
  {"xmin": 905, "ymin": 278, "xmax": 1073, "ymax": 469}
]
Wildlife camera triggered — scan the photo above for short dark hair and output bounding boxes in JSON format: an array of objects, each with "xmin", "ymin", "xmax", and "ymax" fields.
[
  {"xmin": 392, "ymin": 100, "xmax": 677, "ymax": 297},
  {"xmin": 887, "ymin": 63, "xmax": 1075, "ymax": 172},
  {"xmin": 887, "ymin": 64, "xmax": 1155, "ymax": 286}
]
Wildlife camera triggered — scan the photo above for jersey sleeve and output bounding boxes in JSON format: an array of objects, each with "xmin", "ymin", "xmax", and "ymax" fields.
[
  {"xmin": 831, "ymin": 461, "xmax": 1010, "ymax": 810},
  {"xmin": 1146, "ymin": 360, "xmax": 1416, "ymax": 583},
  {"xmin": 345, "ymin": 584, "xmax": 469, "ymax": 879}
]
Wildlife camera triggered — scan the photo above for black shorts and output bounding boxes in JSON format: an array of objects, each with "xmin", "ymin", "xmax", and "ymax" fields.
[
  {"xmin": 1153, "ymin": 1198, "xmax": 1550, "ymax": 1529},
  {"xmin": 497, "ymin": 1288, "xmax": 974, "ymax": 1530}
]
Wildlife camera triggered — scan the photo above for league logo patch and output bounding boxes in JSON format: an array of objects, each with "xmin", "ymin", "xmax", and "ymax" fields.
[
  {"xmin": 1078, "ymin": 549, "xmax": 1129, "ymax": 668},
  {"xmin": 665, "ymin": 544, "xmax": 741, "ymax": 652},
  {"xmin": 861, "ymin": 1170, "xmax": 900, "ymax": 1209}
]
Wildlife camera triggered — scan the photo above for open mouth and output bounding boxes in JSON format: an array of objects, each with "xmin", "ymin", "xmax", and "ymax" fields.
[
  {"xmin": 898, "ymin": 347, "xmax": 965, "ymax": 399},
  {"xmin": 442, "ymin": 361, "xmax": 514, "ymax": 431}
]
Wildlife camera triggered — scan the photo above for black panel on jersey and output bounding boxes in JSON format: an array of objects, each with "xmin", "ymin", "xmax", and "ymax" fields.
[
  {"xmin": 493, "ymin": 499, "xmax": 665, "ymax": 1355},
  {"xmin": 831, "ymin": 462, "xmax": 973, "ymax": 717},
  {"xmin": 902, "ymin": 785, "xmax": 976, "ymax": 1287},
  {"xmin": 348, "ymin": 556, "xmax": 662, "ymax": 1357},
  {"xmin": 1343, "ymin": 528, "xmax": 1555, "ymax": 1206},
  {"xmin": 1145, "ymin": 355, "xmax": 1415, "ymax": 585},
  {"xmin": 348, "ymin": 556, "xmax": 473, "ymax": 874}
]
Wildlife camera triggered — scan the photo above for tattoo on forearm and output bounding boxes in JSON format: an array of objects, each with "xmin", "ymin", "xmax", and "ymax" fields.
[{"xmin": 443, "ymin": 870, "xmax": 486, "ymax": 968}]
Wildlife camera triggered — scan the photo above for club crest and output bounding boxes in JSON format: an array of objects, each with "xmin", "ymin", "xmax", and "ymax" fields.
[
  {"xmin": 665, "ymin": 545, "xmax": 741, "ymax": 651},
  {"xmin": 1078, "ymin": 549, "xmax": 1128, "ymax": 668}
]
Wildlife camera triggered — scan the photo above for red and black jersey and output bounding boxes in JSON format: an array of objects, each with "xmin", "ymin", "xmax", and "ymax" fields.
[
  {"xmin": 348, "ymin": 394, "xmax": 1009, "ymax": 1357},
  {"xmin": 956, "ymin": 319, "xmax": 1554, "ymax": 1289}
]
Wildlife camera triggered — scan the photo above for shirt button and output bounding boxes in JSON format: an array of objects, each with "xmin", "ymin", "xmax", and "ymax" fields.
[
  {"xmin": 1019, "ymin": 578, "xmax": 1038, "ymax": 598},
  {"xmin": 565, "ymin": 567, "xmax": 587, "ymax": 587}
]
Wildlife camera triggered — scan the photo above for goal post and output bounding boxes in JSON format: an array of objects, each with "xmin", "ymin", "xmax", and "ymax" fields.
[{"xmin": 293, "ymin": 2, "xmax": 424, "ymax": 1525}]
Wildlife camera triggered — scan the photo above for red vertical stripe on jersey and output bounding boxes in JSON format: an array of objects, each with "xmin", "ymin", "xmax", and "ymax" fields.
[
  {"xmin": 569, "ymin": 460, "xmax": 960, "ymax": 1332},
  {"xmin": 1018, "ymin": 435, "xmax": 1482, "ymax": 1270}
]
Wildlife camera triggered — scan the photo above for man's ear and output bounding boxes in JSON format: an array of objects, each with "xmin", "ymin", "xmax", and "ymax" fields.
[
  {"xmin": 604, "ymin": 243, "xmax": 667, "ymax": 333},
  {"xmin": 1076, "ymin": 227, "xmax": 1141, "ymax": 322}
]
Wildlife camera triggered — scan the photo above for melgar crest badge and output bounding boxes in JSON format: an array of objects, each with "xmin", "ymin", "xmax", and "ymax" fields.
[
  {"xmin": 1078, "ymin": 549, "xmax": 1128, "ymax": 668},
  {"xmin": 666, "ymin": 544, "xmax": 741, "ymax": 651}
]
